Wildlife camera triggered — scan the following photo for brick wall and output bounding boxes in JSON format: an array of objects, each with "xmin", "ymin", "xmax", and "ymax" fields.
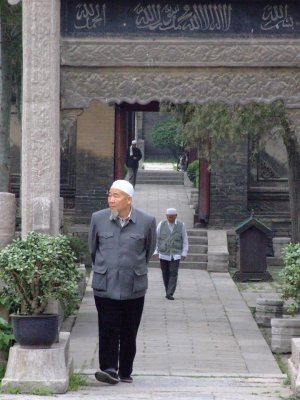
[
  {"xmin": 75, "ymin": 101, "xmax": 115, "ymax": 224},
  {"xmin": 209, "ymin": 137, "xmax": 249, "ymax": 227}
]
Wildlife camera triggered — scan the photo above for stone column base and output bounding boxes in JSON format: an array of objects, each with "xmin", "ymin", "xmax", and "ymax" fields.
[
  {"xmin": 1, "ymin": 332, "xmax": 73, "ymax": 394},
  {"xmin": 288, "ymin": 338, "xmax": 300, "ymax": 397}
]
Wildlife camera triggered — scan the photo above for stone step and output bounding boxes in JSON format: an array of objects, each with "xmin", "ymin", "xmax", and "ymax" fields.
[
  {"xmin": 267, "ymin": 257, "xmax": 283, "ymax": 267},
  {"xmin": 70, "ymin": 375, "xmax": 291, "ymax": 400},
  {"xmin": 188, "ymin": 244, "xmax": 208, "ymax": 254},
  {"xmin": 187, "ymin": 229, "xmax": 207, "ymax": 237},
  {"xmin": 137, "ymin": 181, "xmax": 184, "ymax": 185},
  {"xmin": 149, "ymin": 260, "xmax": 207, "ymax": 269},
  {"xmin": 189, "ymin": 236, "xmax": 208, "ymax": 245},
  {"xmin": 187, "ymin": 253, "xmax": 208, "ymax": 262}
]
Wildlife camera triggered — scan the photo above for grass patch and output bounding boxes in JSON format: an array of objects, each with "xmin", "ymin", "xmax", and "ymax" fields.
[
  {"xmin": 32, "ymin": 387, "xmax": 54, "ymax": 396},
  {"xmin": 68, "ymin": 373, "xmax": 88, "ymax": 391},
  {"xmin": 5, "ymin": 387, "xmax": 22, "ymax": 394}
]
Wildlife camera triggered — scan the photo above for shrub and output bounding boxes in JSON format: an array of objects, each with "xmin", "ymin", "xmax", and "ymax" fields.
[
  {"xmin": 0, "ymin": 232, "xmax": 83, "ymax": 315},
  {"xmin": 279, "ymin": 242, "xmax": 300, "ymax": 315},
  {"xmin": 187, "ymin": 160, "xmax": 199, "ymax": 187}
]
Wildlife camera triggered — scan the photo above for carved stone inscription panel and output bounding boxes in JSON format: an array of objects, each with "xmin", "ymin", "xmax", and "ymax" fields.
[{"xmin": 61, "ymin": 0, "xmax": 299, "ymax": 37}]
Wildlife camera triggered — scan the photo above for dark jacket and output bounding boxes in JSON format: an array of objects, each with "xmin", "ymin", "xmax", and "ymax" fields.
[
  {"xmin": 126, "ymin": 146, "xmax": 142, "ymax": 169},
  {"xmin": 88, "ymin": 207, "xmax": 156, "ymax": 300}
]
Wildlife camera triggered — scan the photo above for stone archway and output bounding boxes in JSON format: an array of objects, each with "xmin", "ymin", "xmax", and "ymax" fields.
[{"xmin": 20, "ymin": 0, "xmax": 300, "ymax": 234}]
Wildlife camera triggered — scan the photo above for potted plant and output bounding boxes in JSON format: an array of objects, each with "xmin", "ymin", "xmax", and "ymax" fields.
[
  {"xmin": 280, "ymin": 242, "xmax": 300, "ymax": 315},
  {"xmin": 0, "ymin": 231, "xmax": 82, "ymax": 347}
]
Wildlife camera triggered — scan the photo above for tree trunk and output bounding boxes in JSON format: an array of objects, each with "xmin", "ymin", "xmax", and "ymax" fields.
[
  {"xmin": 0, "ymin": 24, "xmax": 12, "ymax": 192},
  {"xmin": 282, "ymin": 117, "xmax": 300, "ymax": 243}
]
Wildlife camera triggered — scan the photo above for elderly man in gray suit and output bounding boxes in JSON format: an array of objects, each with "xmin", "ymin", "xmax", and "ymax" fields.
[{"xmin": 88, "ymin": 180, "xmax": 156, "ymax": 385}]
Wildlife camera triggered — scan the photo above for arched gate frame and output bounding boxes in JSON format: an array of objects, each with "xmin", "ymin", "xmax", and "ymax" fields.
[{"xmin": 19, "ymin": 0, "xmax": 300, "ymax": 235}]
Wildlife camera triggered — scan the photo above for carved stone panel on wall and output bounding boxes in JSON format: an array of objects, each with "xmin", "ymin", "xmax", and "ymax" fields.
[
  {"xmin": 249, "ymin": 135, "xmax": 288, "ymax": 185},
  {"xmin": 60, "ymin": 110, "xmax": 82, "ymax": 209},
  {"xmin": 61, "ymin": 68, "xmax": 300, "ymax": 109},
  {"xmin": 61, "ymin": 39, "xmax": 300, "ymax": 68}
]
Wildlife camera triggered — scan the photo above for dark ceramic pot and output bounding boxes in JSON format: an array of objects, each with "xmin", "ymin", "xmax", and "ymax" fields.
[{"xmin": 11, "ymin": 314, "xmax": 59, "ymax": 348}]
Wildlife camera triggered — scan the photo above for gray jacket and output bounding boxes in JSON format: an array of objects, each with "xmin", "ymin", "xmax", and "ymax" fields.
[{"xmin": 88, "ymin": 207, "xmax": 156, "ymax": 300}]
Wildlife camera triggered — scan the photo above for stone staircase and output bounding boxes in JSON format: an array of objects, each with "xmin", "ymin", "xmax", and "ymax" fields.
[
  {"xmin": 150, "ymin": 229, "xmax": 208, "ymax": 270},
  {"xmin": 136, "ymin": 169, "xmax": 184, "ymax": 185}
]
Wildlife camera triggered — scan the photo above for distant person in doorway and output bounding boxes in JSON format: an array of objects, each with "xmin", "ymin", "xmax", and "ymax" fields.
[
  {"xmin": 125, "ymin": 140, "xmax": 142, "ymax": 188},
  {"xmin": 88, "ymin": 180, "xmax": 156, "ymax": 385},
  {"xmin": 156, "ymin": 208, "xmax": 189, "ymax": 300}
]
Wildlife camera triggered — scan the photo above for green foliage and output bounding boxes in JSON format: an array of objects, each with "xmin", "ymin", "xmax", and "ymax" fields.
[
  {"xmin": 161, "ymin": 100, "xmax": 287, "ymax": 158},
  {"xmin": 67, "ymin": 236, "xmax": 89, "ymax": 264},
  {"xmin": 0, "ymin": 232, "xmax": 82, "ymax": 315},
  {"xmin": 152, "ymin": 119, "xmax": 183, "ymax": 158},
  {"xmin": 68, "ymin": 373, "xmax": 88, "ymax": 391},
  {"xmin": 0, "ymin": 317, "xmax": 14, "ymax": 354},
  {"xmin": 31, "ymin": 387, "xmax": 54, "ymax": 396},
  {"xmin": 0, "ymin": 366, "xmax": 5, "ymax": 382},
  {"xmin": 279, "ymin": 243, "xmax": 300, "ymax": 315},
  {"xmin": 187, "ymin": 160, "xmax": 199, "ymax": 187}
]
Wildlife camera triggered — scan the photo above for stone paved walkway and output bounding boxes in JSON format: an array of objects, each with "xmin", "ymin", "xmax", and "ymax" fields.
[{"xmin": 0, "ymin": 170, "xmax": 293, "ymax": 400}]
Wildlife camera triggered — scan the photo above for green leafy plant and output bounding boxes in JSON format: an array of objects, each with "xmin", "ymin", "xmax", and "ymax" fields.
[
  {"xmin": 67, "ymin": 235, "xmax": 89, "ymax": 264},
  {"xmin": 152, "ymin": 119, "xmax": 183, "ymax": 159},
  {"xmin": 0, "ymin": 317, "xmax": 14, "ymax": 355},
  {"xmin": 187, "ymin": 160, "xmax": 199, "ymax": 187},
  {"xmin": 0, "ymin": 231, "xmax": 83, "ymax": 315},
  {"xmin": 279, "ymin": 243, "xmax": 300, "ymax": 315}
]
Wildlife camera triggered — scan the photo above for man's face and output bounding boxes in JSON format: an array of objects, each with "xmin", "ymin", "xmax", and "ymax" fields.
[
  {"xmin": 108, "ymin": 188, "xmax": 132, "ymax": 215},
  {"xmin": 166, "ymin": 214, "xmax": 177, "ymax": 224}
]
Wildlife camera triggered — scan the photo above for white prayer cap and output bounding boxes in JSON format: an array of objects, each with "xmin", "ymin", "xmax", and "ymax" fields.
[
  {"xmin": 110, "ymin": 180, "xmax": 134, "ymax": 197},
  {"xmin": 166, "ymin": 208, "xmax": 177, "ymax": 215},
  {"xmin": 131, "ymin": 140, "xmax": 137, "ymax": 145}
]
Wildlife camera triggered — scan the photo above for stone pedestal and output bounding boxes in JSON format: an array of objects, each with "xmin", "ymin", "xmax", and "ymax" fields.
[
  {"xmin": 255, "ymin": 298, "xmax": 284, "ymax": 327},
  {"xmin": 273, "ymin": 237, "xmax": 291, "ymax": 258},
  {"xmin": 207, "ymin": 230, "xmax": 229, "ymax": 272},
  {"xmin": 1, "ymin": 332, "xmax": 73, "ymax": 394},
  {"xmin": 288, "ymin": 338, "xmax": 300, "ymax": 397},
  {"xmin": 271, "ymin": 318, "xmax": 300, "ymax": 354},
  {"xmin": 0, "ymin": 192, "xmax": 16, "ymax": 248}
]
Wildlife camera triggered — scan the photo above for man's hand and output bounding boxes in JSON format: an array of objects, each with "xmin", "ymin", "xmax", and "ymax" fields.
[{"xmin": 181, "ymin": 256, "xmax": 186, "ymax": 261}]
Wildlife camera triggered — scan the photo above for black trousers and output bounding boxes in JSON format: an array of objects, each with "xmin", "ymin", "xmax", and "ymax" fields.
[
  {"xmin": 94, "ymin": 296, "xmax": 144, "ymax": 377},
  {"xmin": 128, "ymin": 167, "xmax": 138, "ymax": 187},
  {"xmin": 160, "ymin": 258, "xmax": 180, "ymax": 296}
]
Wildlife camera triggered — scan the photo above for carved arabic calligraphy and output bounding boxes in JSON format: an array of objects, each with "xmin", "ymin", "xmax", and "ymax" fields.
[
  {"xmin": 134, "ymin": 3, "xmax": 232, "ymax": 31},
  {"xmin": 261, "ymin": 4, "xmax": 293, "ymax": 30},
  {"xmin": 74, "ymin": 3, "xmax": 106, "ymax": 30}
]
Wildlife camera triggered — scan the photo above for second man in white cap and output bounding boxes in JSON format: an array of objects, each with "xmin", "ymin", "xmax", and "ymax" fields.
[{"xmin": 156, "ymin": 208, "xmax": 189, "ymax": 300}]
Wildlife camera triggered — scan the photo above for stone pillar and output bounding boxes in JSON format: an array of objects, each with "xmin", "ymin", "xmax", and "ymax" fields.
[
  {"xmin": 114, "ymin": 105, "xmax": 127, "ymax": 180},
  {"xmin": 0, "ymin": 193, "xmax": 16, "ymax": 248},
  {"xmin": 21, "ymin": 0, "xmax": 60, "ymax": 237},
  {"xmin": 198, "ymin": 159, "xmax": 210, "ymax": 224}
]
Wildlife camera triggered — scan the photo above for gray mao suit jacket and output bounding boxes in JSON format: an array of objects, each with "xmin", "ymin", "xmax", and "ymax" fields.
[{"xmin": 88, "ymin": 207, "xmax": 156, "ymax": 300}]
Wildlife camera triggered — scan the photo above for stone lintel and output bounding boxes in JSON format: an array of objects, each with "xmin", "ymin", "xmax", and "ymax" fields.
[{"xmin": 61, "ymin": 37, "xmax": 300, "ymax": 68}]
